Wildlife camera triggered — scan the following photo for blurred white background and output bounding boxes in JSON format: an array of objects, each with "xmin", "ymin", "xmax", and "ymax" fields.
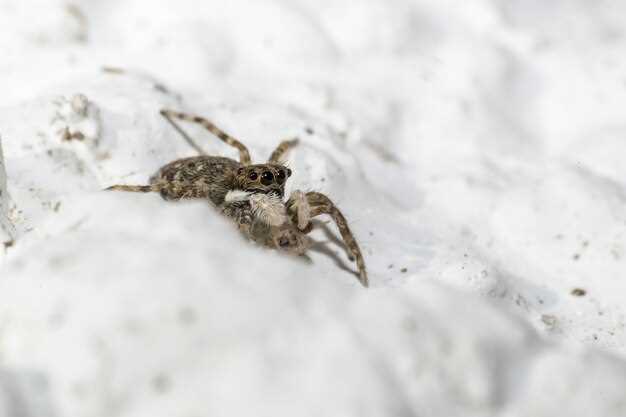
[{"xmin": 1, "ymin": 1, "xmax": 626, "ymax": 416}]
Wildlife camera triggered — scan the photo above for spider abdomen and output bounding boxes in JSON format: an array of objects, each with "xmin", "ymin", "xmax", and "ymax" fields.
[{"xmin": 150, "ymin": 156, "xmax": 240, "ymax": 204}]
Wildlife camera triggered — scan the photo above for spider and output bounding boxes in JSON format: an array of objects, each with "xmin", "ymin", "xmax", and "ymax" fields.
[{"xmin": 107, "ymin": 109, "xmax": 368, "ymax": 287}]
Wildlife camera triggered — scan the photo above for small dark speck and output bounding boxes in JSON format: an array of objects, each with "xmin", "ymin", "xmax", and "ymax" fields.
[
  {"xmin": 305, "ymin": 127, "xmax": 314, "ymax": 135},
  {"xmin": 571, "ymin": 288, "xmax": 586, "ymax": 297},
  {"xmin": 54, "ymin": 201, "xmax": 62, "ymax": 212},
  {"xmin": 388, "ymin": 264, "xmax": 394, "ymax": 269},
  {"xmin": 582, "ymin": 240, "xmax": 589, "ymax": 247},
  {"xmin": 102, "ymin": 66, "xmax": 125, "ymax": 74},
  {"xmin": 178, "ymin": 307, "xmax": 197, "ymax": 325},
  {"xmin": 153, "ymin": 83, "xmax": 169, "ymax": 94},
  {"xmin": 369, "ymin": 231, "xmax": 374, "ymax": 236},
  {"xmin": 320, "ymin": 177, "xmax": 326, "ymax": 182},
  {"xmin": 593, "ymin": 334, "xmax": 598, "ymax": 341},
  {"xmin": 3, "ymin": 240, "xmax": 14, "ymax": 249},
  {"xmin": 555, "ymin": 234, "xmax": 564, "ymax": 240},
  {"xmin": 400, "ymin": 268, "xmax": 408, "ymax": 273},
  {"xmin": 402, "ymin": 317, "xmax": 417, "ymax": 332},
  {"xmin": 152, "ymin": 373, "xmax": 172, "ymax": 394},
  {"xmin": 463, "ymin": 253, "xmax": 468, "ymax": 258},
  {"xmin": 572, "ymin": 253, "xmax": 580, "ymax": 261}
]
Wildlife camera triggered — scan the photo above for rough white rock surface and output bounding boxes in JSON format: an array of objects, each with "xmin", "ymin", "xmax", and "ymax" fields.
[
  {"xmin": 1, "ymin": 1, "xmax": 626, "ymax": 416},
  {"xmin": 0, "ymin": 137, "xmax": 15, "ymax": 247}
]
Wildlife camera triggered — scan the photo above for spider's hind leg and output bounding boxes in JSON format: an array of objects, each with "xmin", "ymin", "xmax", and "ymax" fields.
[
  {"xmin": 106, "ymin": 184, "xmax": 158, "ymax": 193},
  {"xmin": 160, "ymin": 109, "xmax": 252, "ymax": 165},
  {"xmin": 159, "ymin": 110, "xmax": 206, "ymax": 155}
]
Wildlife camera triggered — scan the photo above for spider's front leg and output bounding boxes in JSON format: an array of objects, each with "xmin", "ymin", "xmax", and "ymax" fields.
[
  {"xmin": 287, "ymin": 190, "xmax": 313, "ymax": 232},
  {"xmin": 287, "ymin": 191, "xmax": 368, "ymax": 287}
]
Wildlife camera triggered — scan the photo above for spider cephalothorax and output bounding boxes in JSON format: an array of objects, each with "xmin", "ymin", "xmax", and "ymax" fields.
[
  {"xmin": 107, "ymin": 109, "xmax": 368, "ymax": 287},
  {"xmin": 234, "ymin": 164, "xmax": 292, "ymax": 198}
]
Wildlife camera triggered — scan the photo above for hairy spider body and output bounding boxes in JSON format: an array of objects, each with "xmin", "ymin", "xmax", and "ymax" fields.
[
  {"xmin": 107, "ymin": 109, "xmax": 368, "ymax": 287},
  {"xmin": 152, "ymin": 156, "xmax": 239, "ymax": 203}
]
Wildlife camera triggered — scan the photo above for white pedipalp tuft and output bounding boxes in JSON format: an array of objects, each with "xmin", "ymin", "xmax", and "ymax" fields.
[
  {"xmin": 249, "ymin": 193, "xmax": 288, "ymax": 226},
  {"xmin": 224, "ymin": 189, "xmax": 287, "ymax": 226},
  {"xmin": 224, "ymin": 190, "xmax": 252, "ymax": 203}
]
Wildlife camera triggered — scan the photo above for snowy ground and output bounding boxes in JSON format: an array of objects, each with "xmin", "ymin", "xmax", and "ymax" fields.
[{"xmin": 1, "ymin": 1, "xmax": 626, "ymax": 416}]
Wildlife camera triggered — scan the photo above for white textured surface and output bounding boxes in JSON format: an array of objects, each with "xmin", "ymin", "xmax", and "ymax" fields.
[
  {"xmin": 0, "ymin": 137, "xmax": 13, "ymax": 244},
  {"xmin": 1, "ymin": 1, "xmax": 626, "ymax": 416}
]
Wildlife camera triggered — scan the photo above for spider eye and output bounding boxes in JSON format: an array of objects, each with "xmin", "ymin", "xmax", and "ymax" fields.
[
  {"xmin": 248, "ymin": 171, "xmax": 258, "ymax": 181},
  {"xmin": 276, "ymin": 170, "xmax": 286, "ymax": 183},
  {"xmin": 261, "ymin": 171, "xmax": 274, "ymax": 185},
  {"xmin": 287, "ymin": 169, "xmax": 292, "ymax": 177}
]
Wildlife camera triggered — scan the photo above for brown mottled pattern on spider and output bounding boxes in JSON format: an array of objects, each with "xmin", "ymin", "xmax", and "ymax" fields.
[{"xmin": 106, "ymin": 109, "xmax": 368, "ymax": 287}]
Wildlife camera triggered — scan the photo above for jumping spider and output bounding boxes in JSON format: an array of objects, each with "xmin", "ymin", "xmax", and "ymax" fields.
[{"xmin": 107, "ymin": 109, "xmax": 368, "ymax": 287}]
